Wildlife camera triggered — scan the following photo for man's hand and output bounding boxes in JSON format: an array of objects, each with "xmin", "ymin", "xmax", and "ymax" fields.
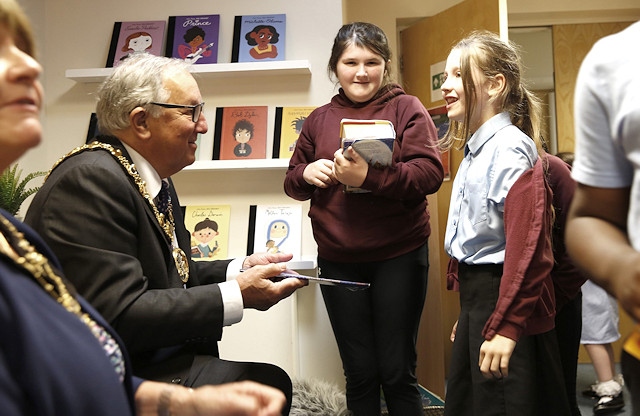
[
  {"xmin": 478, "ymin": 334, "xmax": 516, "ymax": 379},
  {"xmin": 332, "ymin": 147, "xmax": 368, "ymax": 188},
  {"xmin": 242, "ymin": 252, "xmax": 294, "ymax": 270},
  {"xmin": 238, "ymin": 252, "xmax": 306, "ymax": 311}
]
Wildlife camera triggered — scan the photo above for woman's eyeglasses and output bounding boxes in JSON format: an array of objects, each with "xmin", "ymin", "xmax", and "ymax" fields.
[{"xmin": 150, "ymin": 102, "xmax": 205, "ymax": 123}]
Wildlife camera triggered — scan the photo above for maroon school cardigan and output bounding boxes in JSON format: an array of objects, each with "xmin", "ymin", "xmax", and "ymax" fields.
[{"xmin": 447, "ymin": 158, "xmax": 556, "ymax": 342}]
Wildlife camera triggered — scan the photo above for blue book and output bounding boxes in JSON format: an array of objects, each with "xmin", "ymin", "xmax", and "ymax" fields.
[{"xmin": 231, "ymin": 14, "xmax": 286, "ymax": 63}]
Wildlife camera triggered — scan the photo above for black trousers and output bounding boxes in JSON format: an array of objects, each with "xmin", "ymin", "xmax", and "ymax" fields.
[
  {"xmin": 444, "ymin": 263, "xmax": 571, "ymax": 416},
  {"xmin": 622, "ymin": 348, "xmax": 640, "ymax": 415},
  {"xmin": 555, "ymin": 292, "xmax": 583, "ymax": 416},
  {"xmin": 319, "ymin": 243, "xmax": 429, "ymax": 416}
]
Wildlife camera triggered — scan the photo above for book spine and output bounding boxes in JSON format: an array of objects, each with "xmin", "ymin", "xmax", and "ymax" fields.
[
  {"xmin": 272, "ymin": 107, "xmax": 283, "ymax": 158},
  {"xmin": 86, "ymin": 113, "xmax": 100, "ymax": 144},
  {"xmin": 230, "ymin": 16, "xmax": 242, "ymax": 63},
  {"xmin": 212, "ymin": 107, "xmax": 224, "ymax": 160},
  {"xmin": 165, "ymin": 16, "xmax": 177, "ymax": 58},
  {"xmin": 246, "ymin": 205, "xmax": 257, "ymax": 256},
  {"xmin": 105, "ymin": 22, "xmax": 122, "ymax": 67}
]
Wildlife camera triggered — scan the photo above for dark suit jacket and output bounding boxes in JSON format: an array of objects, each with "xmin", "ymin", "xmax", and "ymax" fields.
[
  {"xmin": 25, "ymin": 136, "xmax": 233, "ymax": 380},
  {"xmin": 0, "ymin": 210, "xmax": 140, "ymax": 415}
]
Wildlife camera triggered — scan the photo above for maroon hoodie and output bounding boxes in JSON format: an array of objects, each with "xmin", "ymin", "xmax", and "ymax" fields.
[{"xmin": 284, "ymin": 84, "xmax": 444, "ymax": 262}]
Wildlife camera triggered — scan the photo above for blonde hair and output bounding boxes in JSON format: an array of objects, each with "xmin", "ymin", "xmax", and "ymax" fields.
[
  {"xmin": 439, "ymin": 30, "xmax": 544, "ymax": 156},
  {"xmin": 0, "ymin": 0, "xmax": 37, "ymax": 58}
]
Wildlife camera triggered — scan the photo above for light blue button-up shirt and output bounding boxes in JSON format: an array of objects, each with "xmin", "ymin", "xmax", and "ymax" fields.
[{"xmin": 444, "ymin": 112, "xmax": 538, "ymax": 264}]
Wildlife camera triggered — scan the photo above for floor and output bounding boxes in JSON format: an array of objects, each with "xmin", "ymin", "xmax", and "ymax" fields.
[{"xmin": 576, "ymin": 363, "xmax": 630, "ymax": 415}]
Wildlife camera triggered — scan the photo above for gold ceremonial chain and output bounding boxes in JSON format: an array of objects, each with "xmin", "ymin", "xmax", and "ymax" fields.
[
  {"xmin": 47, "ymin": 141, "xmax": 189, "ymax": 283},
  {"xmin": 0, "ymin": 214, "xmax": 96, "ymax": 328}
]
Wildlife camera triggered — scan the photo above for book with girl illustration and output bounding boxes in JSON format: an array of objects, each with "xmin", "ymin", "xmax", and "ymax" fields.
[
  {"xmin": 106, "ymin": 20, "xmax": 166, "ymax": 67},
  {"xmin": 231, "ymin": 14, "xmax": 286, "ymax": 63}
]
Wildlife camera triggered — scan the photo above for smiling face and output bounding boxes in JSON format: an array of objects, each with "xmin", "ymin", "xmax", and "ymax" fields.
[
  {"xmin": 193, "ymin": 226, "xmax": 217, "ymax": 244},
  {"xmin": 0, "ymin": 25, "xmax": 43, "ymax": 171},
  {"xmin": 441, "ymin": 48, "xmax": 466, "ymax": 124},
  {"xmin": 268, "ymin": 220, "xmax": 289, "ymax": 239},
  {"xmin": 336, "ymin": 44, "xmax": 386, "ymax": 104},
  {"xmin": 144, "ymin": 70, "xmax": 207, "ymax": 177},
  {"xmin": 441, "ymin": 47, "xmax": 494, "ymax": 133}
]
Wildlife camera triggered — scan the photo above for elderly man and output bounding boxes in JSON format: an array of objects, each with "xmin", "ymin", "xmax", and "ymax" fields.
[{"xmin": 25, "ymin": 53, "xmax": 304, "ymax": 414}]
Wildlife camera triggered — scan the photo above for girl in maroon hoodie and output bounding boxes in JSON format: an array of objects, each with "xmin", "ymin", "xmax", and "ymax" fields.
[{"xmin": 284, "ymin": 22, "xmax": 444, "ymax": 416}]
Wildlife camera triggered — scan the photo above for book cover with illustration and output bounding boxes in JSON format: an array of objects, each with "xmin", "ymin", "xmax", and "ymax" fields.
[
  {"xmin": 272, "ymin": 106, "xmax": 315, "ymax": 159},
  {"xmin": 165, "ymin": 14, "xmax": 220, "ymax": 64},
  {"xmin": 231, "ymin": 14, "xmax": 286, "ymax": 63},
  {"xmin": 106, "ymin": 20, "xmax": 166, "ymax": 67},
  {"xmin": 183, "ymin": 205, "xmax": 231, "ymax": 261},
  {"xmin": 213, "ymin": 106, "xmax": 268, "ymax": 160},
  {"xmin": 340, "ymin": 119, "xmax": 396, "ymax": 193},
  {"xmin": 247, "ymin": 204, "xmax": 302, "ymax": 261}
]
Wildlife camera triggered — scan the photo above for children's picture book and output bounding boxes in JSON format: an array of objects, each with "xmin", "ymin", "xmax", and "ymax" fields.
[
  {"xmin": 247, "ymin": 204, "xmax": 302, "ymax": 261},
  {"xmin": 212, "ymin": 106, "xmax": 268, "ymax": 160},
  {"xmin": 272, "ymin": 106, "xmax": 315, "ymax": 159},
  {"xmin": 340, "ymin": 118, "xmax": 396, "ymax": 193},
  {"xmin": 269, "ymin": 272, "xmax": 370, "ymax": 289},
  {"xmin": 183, "ymin": 205, "xmax": 231, "ymax": 261},
  {"xmin": 106, "ymin": 20, "xmax": 166, "ymax": 67},
  {"xmin": 165, "ymin": 14, "xmax": 220, "ymax": 64},
  {"xmin": 231, "ymin": 14, "xmax": 286, "ymax": 63}
]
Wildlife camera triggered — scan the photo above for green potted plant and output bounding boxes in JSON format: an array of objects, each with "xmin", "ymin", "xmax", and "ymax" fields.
[{"xmin": 0, "ymin": 164, "xmax": 46, "ymax": 216}]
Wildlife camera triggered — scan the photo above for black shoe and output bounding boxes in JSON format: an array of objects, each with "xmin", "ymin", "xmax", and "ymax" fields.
[
  {"xmin": 593, "ymin": 392, "xmax": 624, "ymax": 415},
  {"xmin": 582, "ymin": 386, "xmax": 599, "ymax": 399}
]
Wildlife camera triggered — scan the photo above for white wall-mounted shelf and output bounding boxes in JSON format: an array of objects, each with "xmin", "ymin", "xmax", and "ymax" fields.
[
  {"xmin": 65, "ymin": 60, "xmax": 312, "ymax": 83},
  {"xmin": 182, "ymin": 158, "xmax": 289, "ymax": 172}
]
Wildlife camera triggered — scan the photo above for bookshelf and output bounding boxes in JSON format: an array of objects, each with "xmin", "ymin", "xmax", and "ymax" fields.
[{"xmin": 65, "ymin": 60, "xmax": 312, "ymax": 83}]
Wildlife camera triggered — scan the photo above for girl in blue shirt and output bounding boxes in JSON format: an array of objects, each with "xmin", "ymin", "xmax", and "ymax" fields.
[{"xmin": 439, "ymin": 31, "xmax": 570, "ymax": 416}]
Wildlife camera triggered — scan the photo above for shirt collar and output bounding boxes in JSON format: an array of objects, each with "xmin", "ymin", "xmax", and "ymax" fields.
[
  {"xmin": 121, "ymin": 142, "xmax": 164, "ymax": 199},
  {"xmin": 466, "ymin": 112, "xmax": 512, "ymax": 156}
]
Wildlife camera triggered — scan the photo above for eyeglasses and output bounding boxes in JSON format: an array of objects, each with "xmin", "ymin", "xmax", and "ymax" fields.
[{"xmin": 150, "ymin": 102, "xmax": 205, "ymax": 123}]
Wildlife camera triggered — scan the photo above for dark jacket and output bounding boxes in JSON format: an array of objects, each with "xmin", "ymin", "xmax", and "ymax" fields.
[
  {"xmin": 25, "ymin": 136, "xmax": 231, "ymax": 381},
  {"xmin": 0, "ymin": 210, "xmax": 141, "ymax": 415}
]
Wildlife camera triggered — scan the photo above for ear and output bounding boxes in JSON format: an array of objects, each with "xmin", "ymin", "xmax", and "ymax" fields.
[
  {"xmin": 130, "ymin": 107, "xmax": 152, "ymax": 140},
  {"xmin": 488, "ymin": 73, "xmax": 506, "ymax": 99}
]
